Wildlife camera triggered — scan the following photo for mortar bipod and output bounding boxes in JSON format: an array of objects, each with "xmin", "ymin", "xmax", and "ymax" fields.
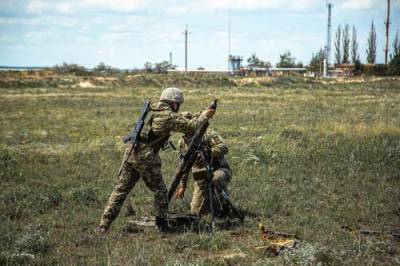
[{"xmin": 199, "ymin": 151, "xmax": 244, "ymax": 232}]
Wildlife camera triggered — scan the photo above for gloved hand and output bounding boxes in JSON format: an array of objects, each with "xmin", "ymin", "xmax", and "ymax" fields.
[
  {"xmin": 175, "ymin": 187, "xmax": 186, "ymax": 199},
  {"xmin": 201, "ymin": 108, "xmax": 215, "ymax": 119}
]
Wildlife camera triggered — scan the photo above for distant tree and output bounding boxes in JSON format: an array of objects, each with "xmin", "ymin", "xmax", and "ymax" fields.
[
  {"xmin": 342, "ymin": 24, "xmax": 350, "ymax": 64},
  {"xmin": 144, "ymin": 62, "xmax": 153, "ymax": 72},
  {"xmin": 197, "ymin": 66, "xmax": 205, "ymax": 70},
  {"xmin": 247, "ymin": 53, "xmax": 267, "ymax": 67},
  {"xmin": 93, "ymin": 62, "xmax": 118, "ymax": 75},
  {"xmin": 366, "ymin": 20, "xmax": 377, "ymax": 64},
  {"xmin": 351, "ymin": 25, "xmax": 359, "ymax": 63},
  {"xmin": 153, "ymin": 61, "xmax": 177, "ymax": 73},
  {"xmin": 390, "ymin": 31, "xmax": 399, "ymax": 61},
  {"xmin": 53, "ymin": 62, "xmax": 89, "ymax": 76},
  {"xmin": 353, "ymin": 59, "xmax": 363, "ymax": 75},
  {"xmin": 308, "ymin": 48, "xmax": 325, "ymax": 72},
  {"xmin": 334, "ymin": 25, "xmax": 342, "ymax": 65},
  {"xmin": 389, "ymin": 31, "xmax": 400, "ymax": 75},
  {"xmin": 94, "ymin": 62, "xmax": 108, "ymax": 72},
  {"xmin": 276, "ymin": 51, "xmax": 301, "ymax": 68}
]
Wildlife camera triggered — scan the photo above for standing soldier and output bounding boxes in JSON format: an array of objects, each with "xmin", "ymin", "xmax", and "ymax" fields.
[
  {"xmin": 174, "ymin": 112, "xmax": 232, "ymax": 217},
  {"xmin": 96, "ymin": 88, "xmax": 215, "ymax": 233}
]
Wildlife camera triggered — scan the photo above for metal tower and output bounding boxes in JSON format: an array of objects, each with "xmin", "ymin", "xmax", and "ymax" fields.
[
  {"xmin": 228, "ymin": 9, "xmax": 231, "ymax": 72},
  {"xmin": 183, "ymin": 25, "xmax": 191, "ymax": 75},
  {"xmin": 384, "ymin": 0, "xmax": 391, "ymax": 65},
  {"xmin": 325, "ymin": 1, "xmax": 332, "ymax": 67}
]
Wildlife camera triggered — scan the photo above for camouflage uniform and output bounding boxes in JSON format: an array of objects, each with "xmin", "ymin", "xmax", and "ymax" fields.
[
  {"xmin": 178, "ymin": 130, "xmax": 232, "ymax": 216},
  {"xmin": 99, "ymin": 101, "xmax": 206, "ymax": 229}
]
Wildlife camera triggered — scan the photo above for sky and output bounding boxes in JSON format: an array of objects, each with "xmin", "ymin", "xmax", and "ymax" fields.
[{"xmin": 0, "ymin": 0, "xmax": 399, "ymax": 70}]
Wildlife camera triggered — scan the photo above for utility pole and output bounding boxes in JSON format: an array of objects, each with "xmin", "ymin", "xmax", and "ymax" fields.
[
  {"xmin": 384, "ymin": 0, "xmax": 391, "ymax": 65},
  {"xmin": 169, "ymin": 52, "xmax": 172, "ymax": 65},
  {"xmin": 184, "ymin": 24, "xmax": 191, "ymax": 76}
]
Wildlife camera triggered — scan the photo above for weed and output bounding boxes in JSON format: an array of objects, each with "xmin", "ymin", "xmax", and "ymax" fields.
[
  {"xmin": 70, "ymin": 187, "xmax": 98, "ymax": 205},
  {"xmin": 14, "ymin": 225, "xmax": 50, "ymax": 254}
]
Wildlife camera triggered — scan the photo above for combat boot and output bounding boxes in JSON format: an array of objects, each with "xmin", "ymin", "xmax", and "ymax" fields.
[{"xmin": 155, "ymin": 216, "xmax": 173, "ymax": 233}]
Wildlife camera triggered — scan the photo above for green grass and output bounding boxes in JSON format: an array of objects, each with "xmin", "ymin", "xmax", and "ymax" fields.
[{"xmin": 1, "ymin": 75, "xmax": 399, "ymax": 264}]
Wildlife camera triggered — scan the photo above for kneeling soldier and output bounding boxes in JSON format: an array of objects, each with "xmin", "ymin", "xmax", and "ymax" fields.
[
  {"xmin": 175, "ymin": 113, "xmax": 232, "ymax": 217},
  {"xmin": 97, "ymin": 88, "xmax": 215, "ymax": 233}
]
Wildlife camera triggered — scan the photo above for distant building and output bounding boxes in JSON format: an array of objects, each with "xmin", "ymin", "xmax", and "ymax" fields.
[
  {"xmin": 238, "ymin": 66, "xmax": 270, "ymax": 77},
  {"xmin": 336, "ymin": 63, "xmax": 355, "ymax": 77},
  {"xmin": 228, "ymin": 55, "xmax": 243, "ymax": 74}
]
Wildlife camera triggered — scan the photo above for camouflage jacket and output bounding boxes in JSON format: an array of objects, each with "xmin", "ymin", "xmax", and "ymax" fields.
[
  {"xmin": 178, "ymin": 130, "xmax": 230, "ymax": 188},
  {"xmin": 126, "ymin": 101, "xmax": 206, "ymax": 163},
  {"xmin": 140, "ymin": 101, "xmax": 207, "ymax": 148}
]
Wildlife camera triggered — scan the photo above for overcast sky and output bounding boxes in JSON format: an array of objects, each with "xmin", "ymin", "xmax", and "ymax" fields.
[{"xmin": 0, "ymin": 0, "xmax": 399, "ymax": 69}]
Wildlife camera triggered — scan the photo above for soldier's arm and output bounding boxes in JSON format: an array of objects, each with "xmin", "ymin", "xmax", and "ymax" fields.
[
  {"xmin": 179, "ymin": 173, "xmax": 190, "ymax": 189},
  {"xmin": 167, "ymin": 112, "xmax": 208, "ymax": 134},
  {"xmin": 207, "ymin": 131, "xmax": 228, "ymax": 158}
]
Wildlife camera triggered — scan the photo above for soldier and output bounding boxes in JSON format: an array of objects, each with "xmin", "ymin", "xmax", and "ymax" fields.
[
  {"xmin": 174, "ymin": 112, "xmax": 232, "ymax": 217},
  {"xmin": 96, "ymin": 88, "xmax": 215, "ymax": 233}
]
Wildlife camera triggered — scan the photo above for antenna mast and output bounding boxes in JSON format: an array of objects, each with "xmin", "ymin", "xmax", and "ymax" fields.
[
  {"xmin": 326, "ymin": 1, "xmax": 332, "ymax": 66},
  {"xmin": 183, "ymin": 24, "xmax": 191, "ymax": 76},
  {"xmin": 228, "ymin": 9, "xmax": 231, "ymax": 72},
  {"xmin": 384, "ymin": 0, "xmax": 391, "ymax": 65}
]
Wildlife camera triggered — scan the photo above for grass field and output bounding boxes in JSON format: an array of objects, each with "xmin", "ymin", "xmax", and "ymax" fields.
[{"xmin": 1, "ymin": 74, "xmax": 400, "ymax": 265}]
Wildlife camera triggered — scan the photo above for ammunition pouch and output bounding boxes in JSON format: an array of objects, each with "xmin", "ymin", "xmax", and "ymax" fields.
[
  {"xmin": 139, "ymin": 131, "xmax": 169, "ymax": 153},
  {"xmin": 192, "ymin": 168, "xmax": 208, "ymax": 181}
]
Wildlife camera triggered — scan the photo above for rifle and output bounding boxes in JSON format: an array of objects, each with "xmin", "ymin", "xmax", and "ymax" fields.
[
  {"xmin": 167, "ymin": 99, "xmax": 217, "ymax": 201},
  {"xmin": 118, "ymin": 100, "xmax": 151, "ymax": 177}
]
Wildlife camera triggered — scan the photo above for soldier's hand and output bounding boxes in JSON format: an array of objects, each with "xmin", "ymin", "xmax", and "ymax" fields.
[
  {"xmin": 175, "ymin": 187, "xmax": 186, "ymax": 199},
  {"xmin": 201, "ymin": 108, "xmax": 215, "ymax": 119}
]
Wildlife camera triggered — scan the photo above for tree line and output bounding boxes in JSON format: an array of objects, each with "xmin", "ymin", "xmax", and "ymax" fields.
[
  {"xmin": 308, "ymin": 21, "xmax": 400, "ymax": 75},
  {"xmin": 51, "ymin": 61, "xmax": 177, "ymax": 76},
  {"xmin": 333, "ymin": 21, "xmax": 400, "ymax": 67}
]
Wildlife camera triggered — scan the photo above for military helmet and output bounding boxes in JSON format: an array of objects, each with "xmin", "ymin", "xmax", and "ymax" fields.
[{"xmin": 160, "ymin": 87, "xmax": 184, "ymax": 103}]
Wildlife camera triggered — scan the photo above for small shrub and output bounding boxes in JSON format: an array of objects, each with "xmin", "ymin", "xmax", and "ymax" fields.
[
  {"xmin": 14, "ymin": 226, "xmax": 50, "ymax": 254},
  {"xmin": 38, "ymin": 186, "xmax": 63, "ymax": 213},
  {"xmin": 280, "ymin": 129, "xmax": 305, "ymax": 141},
  {"xmin": 283, "ymin": 242, "xmax": 319, "ymax": 264},
  {"xmin": 0, "ymin": 147, "xmax": 18, "ymax": 180},
  {"xmin": 70, "ymin": 187, "xmax": 98, "ymax": 205},
  {"xmin": 0, "ymin": 191, "xmax": 29, "ymax": 220}
]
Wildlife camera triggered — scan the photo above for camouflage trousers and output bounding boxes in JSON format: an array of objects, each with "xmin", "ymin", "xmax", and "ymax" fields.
[
  {"xmin": 190, "ymin": 167, "xmax": 232, "ymax": 216},
  {"xmin": 100, "ymin": 145, "xmax": 168, "ymax": 228}
]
